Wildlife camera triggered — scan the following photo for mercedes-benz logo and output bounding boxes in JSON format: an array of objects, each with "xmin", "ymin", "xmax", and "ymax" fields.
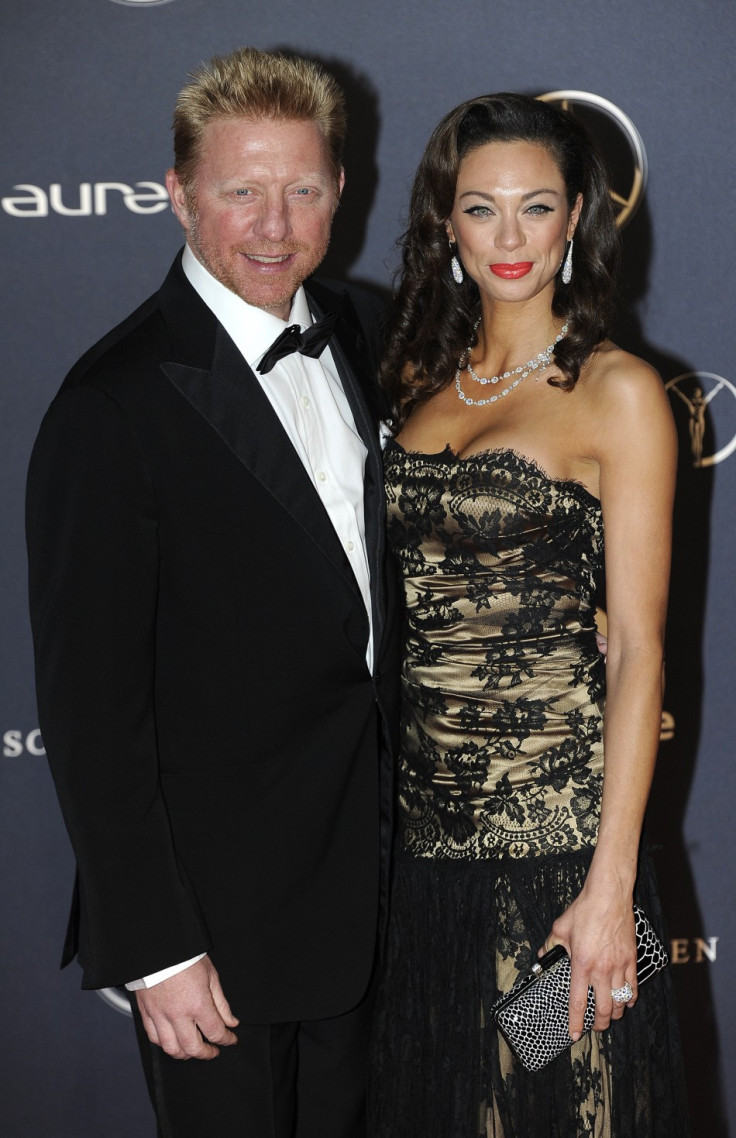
[{"xmin": 538, "ymin": 91, "xmax": 648, "ymax": 228}]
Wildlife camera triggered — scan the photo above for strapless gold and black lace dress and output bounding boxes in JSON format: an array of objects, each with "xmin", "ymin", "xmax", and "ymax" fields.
[{"xmin": 369, "ymin": 441, "xmax": 688, "ymax": 1138}]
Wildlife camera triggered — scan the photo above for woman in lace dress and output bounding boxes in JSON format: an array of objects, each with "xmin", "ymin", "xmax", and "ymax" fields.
[{"xmin": 369, "ymin": 94, "xmax": 688, "ymax": 1137}]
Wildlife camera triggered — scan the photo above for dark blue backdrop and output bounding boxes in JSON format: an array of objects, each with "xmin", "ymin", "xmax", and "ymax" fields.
[{"xmin": 2, "ymin": 1, "xmax": 733, "ymax": 1133}]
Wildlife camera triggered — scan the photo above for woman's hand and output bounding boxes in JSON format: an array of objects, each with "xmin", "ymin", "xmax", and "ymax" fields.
[{"xmin": 539, "ymin": 881, "xmax": 637, "ymax": 1040}]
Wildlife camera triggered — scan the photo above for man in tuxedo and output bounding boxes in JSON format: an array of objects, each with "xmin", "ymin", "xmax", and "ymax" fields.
[{"xmin": 26, "ymin": 46, "xmax": 399, "ymax": 1137}]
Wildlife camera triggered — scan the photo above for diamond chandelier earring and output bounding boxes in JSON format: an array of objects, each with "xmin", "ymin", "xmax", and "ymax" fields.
[
  {"xmin": 561, "ymin": 238, "xmax": 573, "ymax": 285},
  {"xmin": 449, "ymin": 241, "xmax": 464, "ymax": 285}
]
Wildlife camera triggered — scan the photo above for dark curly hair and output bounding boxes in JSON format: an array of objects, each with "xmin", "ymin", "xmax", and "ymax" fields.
[{"xmin": 382, "ymin": 93, "xmax": 621, "ymax": 428}]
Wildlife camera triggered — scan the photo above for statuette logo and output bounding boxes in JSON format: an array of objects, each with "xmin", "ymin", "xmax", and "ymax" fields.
[
  {"xmin": 538, "ymin": 91, "xmax": 647, "ymax": 228},
  {"xmin": 666, "ymin": 372, "xmax": 736, "ymax": 467}
]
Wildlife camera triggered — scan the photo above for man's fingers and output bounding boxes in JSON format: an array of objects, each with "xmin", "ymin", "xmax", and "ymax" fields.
[
  {"xmin": 134, "ymin": 958, "xmax": 237, "ymax": 1060},
  {"xmin": 138, "ymin": 1007, "xmax": 162, "ymax": 1048},
  {"xmin": 163, "ymin": 1019, "xmax": 220, "ymax": 1061},
  {"xmin": 195, "ymin": 1002, "xmax": 238, "ymax": 1048},
  {"xmin": 209, "ymin": 972, "xmax": 240, "ymax": 1029},
  {"xmin": 138, "ymin": 1002, "xmax": 223, "ymax": 1060}
]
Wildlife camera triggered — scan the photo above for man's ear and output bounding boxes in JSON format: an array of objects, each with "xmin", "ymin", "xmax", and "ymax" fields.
[
  {"xmin": 166, "ymin": 168, "xmax": 190, "ymax": 230},
  {"xmin": 333, "ymin": 167, "xmax": 346, "ymax": 213}
]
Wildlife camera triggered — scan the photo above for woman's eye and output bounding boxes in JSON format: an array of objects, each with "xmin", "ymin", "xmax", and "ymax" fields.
[
  {"xmin": 464, "ymin": 205, "xmax": 492, "ymax": 217},
  {"xmin": 526, "ymin": 203, "xmax": 553, "ymax": 214}
]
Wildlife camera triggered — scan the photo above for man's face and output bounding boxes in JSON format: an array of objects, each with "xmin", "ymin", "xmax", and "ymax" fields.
[{"xmin": 167, "ymin": 117, "xmax": 344, "ymax": 319}]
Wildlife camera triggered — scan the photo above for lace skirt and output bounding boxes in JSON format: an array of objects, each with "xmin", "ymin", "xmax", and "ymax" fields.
[{"xmin": 368, "ymin": 848, "xmax": 689, "ymax": 1138}]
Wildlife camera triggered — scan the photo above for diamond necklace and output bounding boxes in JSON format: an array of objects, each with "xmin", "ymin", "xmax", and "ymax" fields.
[{"xmin": 455, "ymin": 321, "xmax": 569, "ymax": 407}]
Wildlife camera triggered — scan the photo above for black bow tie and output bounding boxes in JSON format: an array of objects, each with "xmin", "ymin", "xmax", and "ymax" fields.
[{"xmin": 257, "ymin": 312, "xmax": 339, "ymax": 375}]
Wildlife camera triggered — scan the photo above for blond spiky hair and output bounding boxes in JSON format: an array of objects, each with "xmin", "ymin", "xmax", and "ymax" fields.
[{"xmin": 172, "ymin": 46, "xmax": 346, "ymax": 188}]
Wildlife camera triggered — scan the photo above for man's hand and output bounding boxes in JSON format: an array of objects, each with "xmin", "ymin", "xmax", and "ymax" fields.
[{"xmin": 136, "ymin": 955, "xmax": 239, "ymax": 1060}]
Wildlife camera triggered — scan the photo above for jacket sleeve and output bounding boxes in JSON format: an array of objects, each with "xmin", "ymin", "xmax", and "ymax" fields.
[{"xmin": 26, "ymin": 382, "xmax": 211, "ymax": 989}]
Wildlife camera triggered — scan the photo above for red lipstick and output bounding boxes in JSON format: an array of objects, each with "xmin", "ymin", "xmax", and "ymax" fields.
[{"xmin": 490, "ymin": 262, "xmax": 533, "ymax": 279}]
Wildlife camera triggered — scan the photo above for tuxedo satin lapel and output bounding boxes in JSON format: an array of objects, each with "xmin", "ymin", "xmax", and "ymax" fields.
[
  {"xmin": 157, "ymin": 251, "xmax": 220, "ymax": 369},
  {"xmin": 307, "ymin": 283, "xmax": 387, "ymax": 655},
  {"xmin": 161, "ymin": 326, "xmax": 362, "ymax": 599}
]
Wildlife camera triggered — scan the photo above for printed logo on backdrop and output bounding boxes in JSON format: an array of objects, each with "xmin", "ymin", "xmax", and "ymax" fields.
[
  {"xmin": 670, "ymin": 937, "xmax": 719, "ymax": 964},
  {"xmin": 538, "ymin": 91, "xmax": 647, "ymax": 228},
  {"xmin": 98, "ymin": 987, "xmax": 133, "ymax": 1016},
  {"xmin": 660, "ymin": 711, "xmax": 674, "ymax": 742},
  {"xmin": 2, "ymin": 182, "xmax": 169, "ymax": 218},
  {"xmin": 666, "ymin": 372, "xmax": 736, "ymax": 467},
  {"xmin": 3, "ymin": 729, "xmax": 45, "ymax": 756},
  {"xmin": 109, "ymin": 1, "xmax": 175, "ymax": 7}
]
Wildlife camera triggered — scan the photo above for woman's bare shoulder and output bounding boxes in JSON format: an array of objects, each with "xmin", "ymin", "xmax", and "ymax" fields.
[
  {"xmin": 582, "ymin": 342, "xmax": 667, "ymax": 416},
  {"xmin": 580, "ymin": 342, "xmax": 675, "ymax": 465}
]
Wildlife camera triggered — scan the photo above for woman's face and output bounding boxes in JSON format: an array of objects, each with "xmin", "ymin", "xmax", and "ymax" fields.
[{"xmin": 446, "ymin": 139, "xmax": 582, "ymax": 306}]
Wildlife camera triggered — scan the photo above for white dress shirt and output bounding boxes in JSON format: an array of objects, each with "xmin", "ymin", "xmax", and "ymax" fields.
[{"xmin": 126, "ymin": 247, "xmax": 374, "ymax": 992}]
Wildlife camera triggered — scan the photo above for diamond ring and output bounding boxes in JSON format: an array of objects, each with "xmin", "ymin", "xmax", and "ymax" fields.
[{"xmin": 611, "ymin": 981, "xmax": 633, "ymax": 1003}]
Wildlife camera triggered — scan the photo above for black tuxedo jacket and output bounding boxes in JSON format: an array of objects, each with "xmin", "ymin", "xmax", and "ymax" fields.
[{"xmin": 26, "ymin": 253, "xmax": 401, "ymax": 1022}]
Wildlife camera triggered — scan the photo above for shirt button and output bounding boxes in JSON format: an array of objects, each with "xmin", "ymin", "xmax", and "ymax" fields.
[
  {"xmin": 317, "ymin": 471, "xmax": 327, "ymax": 482},
  {"xmin": 301, "ymin": 395, "xmax": 310, "ymax": 408},
  {"xmin": 346, "ymin": 540, "xmax": 355, "ymax": 552}
]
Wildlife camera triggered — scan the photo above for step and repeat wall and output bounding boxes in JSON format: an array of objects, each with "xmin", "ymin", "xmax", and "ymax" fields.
[{"xmin": 2, "ymin": 1, "xmax": 734, "ymax": 1134}]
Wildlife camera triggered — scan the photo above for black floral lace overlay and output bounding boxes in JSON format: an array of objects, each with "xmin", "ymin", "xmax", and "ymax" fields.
[
  {"xmin": 384, "ymin": 441, "xmax": 606, "ymax": 860},
  {"xmin": 370, "ymin": 442, "xmax": 689, "ymax": 1138}
]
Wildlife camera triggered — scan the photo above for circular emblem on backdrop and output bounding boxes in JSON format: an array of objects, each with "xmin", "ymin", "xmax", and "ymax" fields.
[
  {"xmin": 97, "ymin": 987, "xmax": 133, "ymax": 1017},
  {"xmin": 109, "ymin": 0, "xmax": 175, "ymax": 7},
  {"xmin": 666, "ymin": 372, "xmax": 736, "ymax": 467},
  {"xmin": 538, "ymin": 91, "xmax": 648, "ymax": 228}
]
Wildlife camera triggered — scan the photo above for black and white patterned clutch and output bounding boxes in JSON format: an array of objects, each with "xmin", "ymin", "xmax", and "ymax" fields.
[{"xmin": 491, "ymin": 905, "xmax": 669, "ymax": 1071}]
